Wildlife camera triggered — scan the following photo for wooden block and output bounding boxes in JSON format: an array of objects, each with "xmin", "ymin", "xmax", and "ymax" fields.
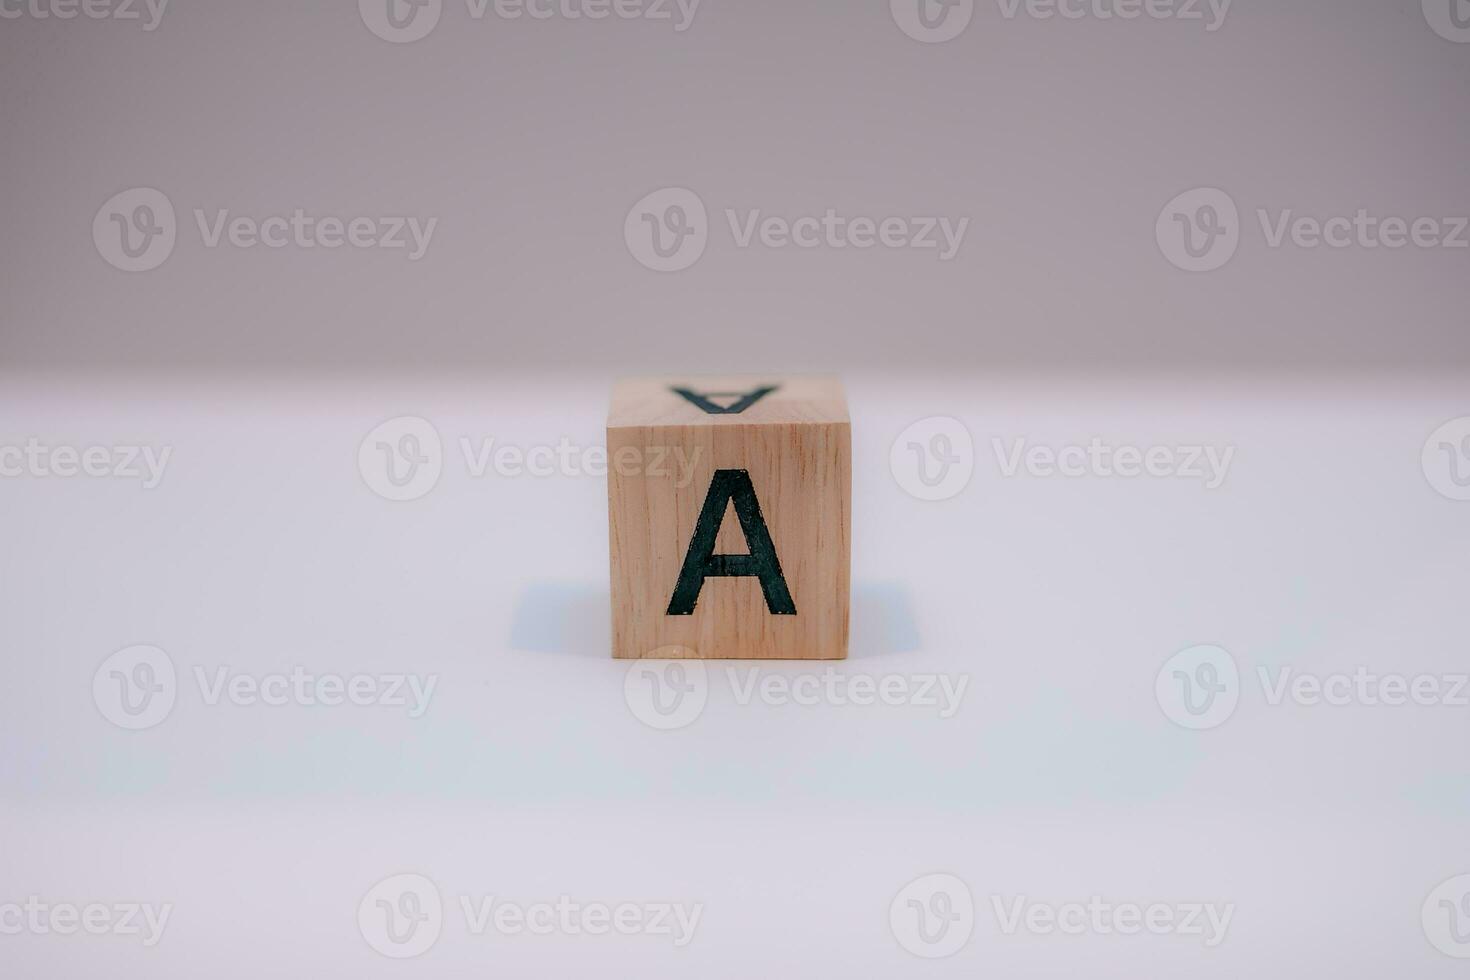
[{"xmin": 608, "ymin": 377, "xmax": 851, "ymax": 660}]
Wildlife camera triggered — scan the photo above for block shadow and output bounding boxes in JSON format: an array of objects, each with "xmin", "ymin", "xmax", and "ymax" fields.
[{"xmin": 508, "ymin": 581, "xmax": 920, "ymax": 661}]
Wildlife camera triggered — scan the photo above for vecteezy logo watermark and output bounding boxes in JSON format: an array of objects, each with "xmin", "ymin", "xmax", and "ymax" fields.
[
  {"xmin": 625, "ymin": 187, "xmax": 970, "ymax": 272},
  {"xmin": 991, "ymin": 895, "xmax": 1234, "ymax": 947},
  {"xmin": 993, "ymin": 437, "xmax": 1235, "ymax": 489},
  {"xmin": 359, "ymin": 0, "xmax": 701, "ymax": 43},
  {"xmin": 1423, "ymin": 874, "xmax": 1470, "ymax": 958},
  {"xmin": 358, "ymin": 417, "xmax": 444, "ymax": 502},
  {"xmin": 359, "ymin": 0, "xmax": 443, "ymax": 43},
  {"xmin": 1157, "ymin": 645, "xmax": 1469, "ymax": 730},
  {"xmin": 0, "ymin": 898, "xmax": 173, "ymax": 946},
  {"xmin": 624, "ymin": 662, "xmax": 971, "ymax": 730},
  {"xmin": 0, "ymin": 439, "xmax": 172, "ymax": 489},
  {"xmin": 890, "ymin": 874, "xmax": 975, "ymax": 959},
  {"xmin": 891, "ymin": 417, "xmax": 975, "ymax": 501},
  {"xmin": 358, "ymin": 416, "xmax": 705, "ymax": 501},
  {"xmin": 1159, "ymin": 187, "xmax": 1470, "ymax": 271},
  {"xmin": 92, "ymin": 646, "xmax": 439, "ymax": 731},
  {"xmin": 1156, "ymin": 187, "xmax": 1241, "ymax": 272},
  {"xmin": 0, "ymin": 0, "xmax": 169, "ymax": 29},
  {"xmin": 93, "ymin": 188, "xmax": 177, "ymax": 273},
  {"xmin": 890, "ymin": 873, "xmax": 1235, "ymax": 956},
  {"xmin": 624, "ymin": 660, "xmax": 709, "ymax": 730},
  {"xmin": 93, "ymin": 188, "xmax": 438, "ymax": 272},
  {"xmin": 359, "ymin": 874, "xmax": 444, "ymax": 959},
  {"xmin": 891, "ymin": 424, "xmax": 1234, "ymax": 498},
  {"xmin": 624, "ymin": 187, "xmax": 708, "ymax": 272},
  {"xmin": 1423, "ymin": 0, "xmax": 1470, "ymax": 42},
  {"xmin": 93, "ymin": 645, "xmax": 178, "ymax": 731},
  {"xmin": 358, "ymin": 873, "xmax": 703, "ymax": 956},
  {"xmin": 891, "ymin": 0, "xmax": 975, "ymax": 43},
  {"xmin": 1155, "ymin": 644, "xmax": 1239, "ymax": 730},
  {"xmin": 1423, "ymin": 417, "xmax": 1470, "ymax": 501}
]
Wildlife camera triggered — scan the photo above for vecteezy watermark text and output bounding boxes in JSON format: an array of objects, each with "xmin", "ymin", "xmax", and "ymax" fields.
[
  {"xmin": 991, "ymin": 894, "xmax": 1234, "ymax": 947},
  {"xmin": 194, "ymin": 210, "xmax": 436, "ymax": 260},
  {"xmin": 357, "ymin": 415, "xmax": 703, "ymax": 502},
  {"xmin": 359, "ymin": 0, "xmax": 701, "ymax": 44},
  {"xmin": 888, "ymin": 873, "xmax": 1234, "ymax": 958},
  {"xmin": 1156, "ymin": 644, "xmax": 1470, "ymax": 730},
  {"xmin": 889, "ymin": 417, "xmax": 1236, "ymax": 500},
  {"xmin": 625, "ymin": 188, "xmax": 970, "ymax": 272},
  {"xmin": 624, "ymin": 661, "xmax": 971, "ymax": 730},
  {"xmin": 92, "ymin": 645, "xmax": 438, "ymax": 731},
  {"xmin": 0, "ymin": 0, "xmax": 168, "ymax": 29},
  {"xmin": 0, "ymin": 439, "xmax": 171, "ymax": 489},
  {"xmin": 994, "ymin": 0, "xmax": 1229, "ymax": 29},
  {"xmin": 357, "ymin": 873, "xmax": 702, "ymax": 958},
  {"xmin": 458, "ymin": 895, "xmax": 701, "ymax": 946},
  {"xmin": 1157, "ymin": 187, "xmax": 1469, "ymax": 272},
  {"xmin": 0, "ymin": 898, "xmax": 173, "ymax": 946},
  {"xmin": 93, "ymin": 188, "xmax": 438, "ymax": 272},
  {"xmin": 890, "ymin": 0, "xmax": 1230, "ymax": 44},
  {"xmin": 992, "ymin": 436, "xmax": 1234, "ymax": 489},
  {"xmin": 460, "ymin": 437, "xmax": 700, "ymax": 486}
]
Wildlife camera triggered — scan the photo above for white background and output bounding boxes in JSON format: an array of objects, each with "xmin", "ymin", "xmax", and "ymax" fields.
[{"xmin": 2, "ymin": 374, "xmax": 1467, "ymax": 976}]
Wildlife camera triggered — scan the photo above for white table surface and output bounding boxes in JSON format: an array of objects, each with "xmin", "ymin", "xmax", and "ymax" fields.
[{"xmin": 2, "ymin": 372, "xmax": 1467, "ymax": 977}]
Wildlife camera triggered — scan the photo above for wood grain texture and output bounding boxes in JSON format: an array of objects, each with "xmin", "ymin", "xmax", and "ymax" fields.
[{"xmin": 608, "ymin": 378, "xmax": 851, "ymax": 660}]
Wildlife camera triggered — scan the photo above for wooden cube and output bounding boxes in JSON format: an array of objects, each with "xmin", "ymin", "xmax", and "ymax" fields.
[{"xmin": 608, "ymin": 377, "xmax": 851, "ymax": 660}]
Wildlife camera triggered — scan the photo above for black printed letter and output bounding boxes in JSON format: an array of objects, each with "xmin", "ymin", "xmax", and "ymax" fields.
[
  {"xmin": 666, "ymin": 469, "xmax": 796, "ymax": 616},
  {"xmin": 670, "ymin": 385, "xmax": 778, "ymax": 415}
]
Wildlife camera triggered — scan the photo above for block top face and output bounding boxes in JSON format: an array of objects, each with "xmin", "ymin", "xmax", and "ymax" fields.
[{"xmin": 608, "ymin": 377, "xmax": 849, "ymax": 429}]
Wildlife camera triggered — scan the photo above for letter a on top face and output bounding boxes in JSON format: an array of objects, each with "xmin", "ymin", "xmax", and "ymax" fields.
[{"xmin": 607, "ymin": 377, "xmax": 852, "ymax": 660}]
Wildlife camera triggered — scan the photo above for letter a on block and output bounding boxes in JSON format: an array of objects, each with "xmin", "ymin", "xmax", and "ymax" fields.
[
  {"xmin": 667, "ymin": 469, "xmax": 796, "ymax": 616},
  {"xmin": 670, "ymin": 385, "xmax": 777, "ymax": 415},
  {"xmin": 607, "ymin": 376, "xmax": 851, "ymax": 660}
]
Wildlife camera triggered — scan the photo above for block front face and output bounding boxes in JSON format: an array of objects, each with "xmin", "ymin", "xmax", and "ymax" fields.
[{"xmin": 608, "ymin": 380, "xmax": 851, "ymax": 660}]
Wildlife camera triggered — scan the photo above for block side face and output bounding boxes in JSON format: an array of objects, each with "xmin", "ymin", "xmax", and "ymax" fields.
[
  {"xmin": 608, "ymin": 377, "xmax": 849, "ymax": 430},
  {"xmin": 608, "ymin": 421, "xmax": 851, "ymax": 660}
]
